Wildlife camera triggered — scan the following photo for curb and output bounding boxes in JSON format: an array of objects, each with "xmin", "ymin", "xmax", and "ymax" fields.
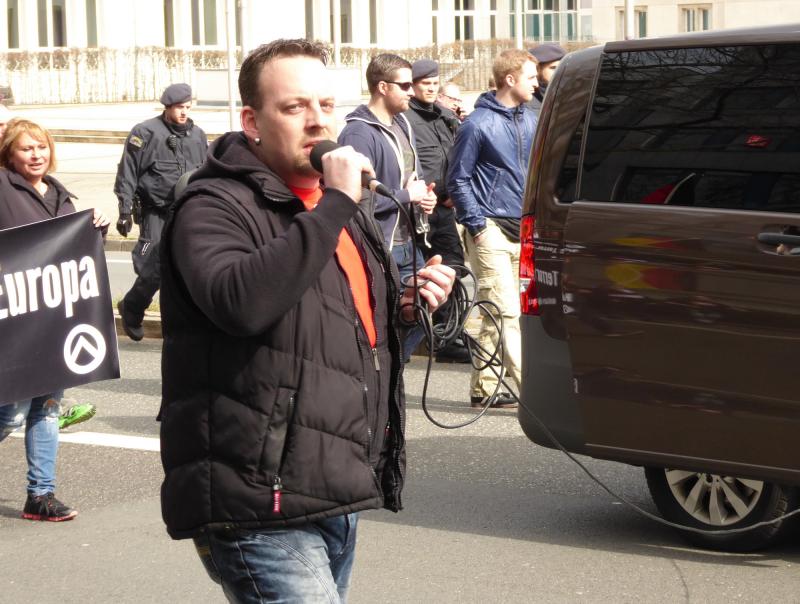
[{"xmin": 105, "ymin": 238, "xmax": 136, "ymax": 252}]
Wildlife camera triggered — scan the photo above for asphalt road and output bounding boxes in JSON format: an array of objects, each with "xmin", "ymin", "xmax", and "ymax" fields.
[{"xmin": 1, "ymin": 342, "xmax": 799, "ymax": 603}]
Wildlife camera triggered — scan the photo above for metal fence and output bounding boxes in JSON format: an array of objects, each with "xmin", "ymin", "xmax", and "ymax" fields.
[{"xmin": 0, "ymin": 40, "xmax": 594, "ymax": 105}]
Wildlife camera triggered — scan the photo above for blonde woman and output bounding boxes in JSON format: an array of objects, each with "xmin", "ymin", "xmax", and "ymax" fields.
[{"xmin": 0, "ymin": 118, "xmax": 109, "ymax": 521}]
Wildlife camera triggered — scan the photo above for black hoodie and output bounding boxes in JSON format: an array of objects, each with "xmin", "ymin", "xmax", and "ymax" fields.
[{"xmin": 158, "ymin": 132, "xmax": 407, "ymax": 539}]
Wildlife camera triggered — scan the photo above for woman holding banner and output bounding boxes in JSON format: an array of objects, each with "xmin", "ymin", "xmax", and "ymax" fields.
[{"xmin": 0, "ymin": 118, "xmax": 110, "ymax": 521}]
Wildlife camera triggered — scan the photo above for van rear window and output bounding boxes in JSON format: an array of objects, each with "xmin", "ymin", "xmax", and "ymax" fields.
[{"xmin": 580, "ymin": 44, "xmax": 800, "ymax": 213}]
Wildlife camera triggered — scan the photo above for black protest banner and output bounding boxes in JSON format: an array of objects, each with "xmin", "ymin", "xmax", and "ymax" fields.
[{"xmin": 0, "ymin": 210, "xmax": 120, "ymax": 405}]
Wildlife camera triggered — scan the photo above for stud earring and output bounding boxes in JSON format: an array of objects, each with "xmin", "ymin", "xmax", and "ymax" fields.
[{"xmin": 254, "ymin": 137, "xmax": 261, "ymax": 146}]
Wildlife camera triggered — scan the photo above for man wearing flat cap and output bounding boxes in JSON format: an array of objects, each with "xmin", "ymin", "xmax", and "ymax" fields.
[
  {"xmin": 114, "ymin": 83, "xmax": 208, "ymax": 341},
  {"xmin": 404, "ymin": 59, "xmax": 470, "ymax": 363},
  {"xmin": 526, "ymin": 43, "xmax": 566, "ymax": 115}
]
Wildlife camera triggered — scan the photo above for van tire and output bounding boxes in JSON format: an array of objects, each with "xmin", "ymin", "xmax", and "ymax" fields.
[{"xmin": 644, "ymin": 467, "xmax": 798, "ymax": 552}]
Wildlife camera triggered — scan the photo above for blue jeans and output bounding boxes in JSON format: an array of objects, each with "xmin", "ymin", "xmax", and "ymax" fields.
[
  {"xmin": 194, "ymin": 513, "xmax": 359, "ymax": 603},
  {"xmin": 392, "ymin": 239, "xmax": 426, "ymax": 362},
  {"xmin": 0, "ymin": 391, "xmax": 63, "ymax": 496}
]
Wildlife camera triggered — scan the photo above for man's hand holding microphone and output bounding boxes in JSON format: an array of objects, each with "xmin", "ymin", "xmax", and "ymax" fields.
[{"xmin": 309, "ymin": 140, "xmax": 456, "ymax": 323}]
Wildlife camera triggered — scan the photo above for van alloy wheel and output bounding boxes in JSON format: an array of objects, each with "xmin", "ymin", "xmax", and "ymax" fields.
[
  {"xmin": 644, "ymin": 467, "xmax": 798, "ymax": 552},
  {"xmin": 664, "ymin": 469, "xmax": 763, "ymax": 526}
]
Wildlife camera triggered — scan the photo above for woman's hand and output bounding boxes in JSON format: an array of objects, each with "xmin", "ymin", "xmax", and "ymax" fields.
[{"xmin": 92, "ymin": 209, "xmax": 111, "ymax": 229}]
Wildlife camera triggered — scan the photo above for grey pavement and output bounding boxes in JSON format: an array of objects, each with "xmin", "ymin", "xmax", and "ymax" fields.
[{"xmin": 2, "ymin": 345, "xmax": 799, "ymax": 603}]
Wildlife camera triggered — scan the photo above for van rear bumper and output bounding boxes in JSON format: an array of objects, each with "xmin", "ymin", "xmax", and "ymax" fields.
[{"xmin": 519, "ymin": 315, "xmax": 586, "ymax": 453}]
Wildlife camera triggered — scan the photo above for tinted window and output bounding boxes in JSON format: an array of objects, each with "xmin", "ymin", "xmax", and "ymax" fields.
[{"xmin": 581, "ymin": 45, "xmax": 800, "ymax": 213}]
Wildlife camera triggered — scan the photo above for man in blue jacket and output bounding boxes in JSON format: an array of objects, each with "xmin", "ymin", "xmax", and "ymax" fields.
[{"xmin": 447, "ymin": 49, "xmax": 538, "ymax": 409}]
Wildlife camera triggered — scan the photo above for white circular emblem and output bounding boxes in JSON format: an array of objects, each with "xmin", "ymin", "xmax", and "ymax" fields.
[{"xmin": 63, "ymin": 324, "xmax": 107, "ymax": 375}]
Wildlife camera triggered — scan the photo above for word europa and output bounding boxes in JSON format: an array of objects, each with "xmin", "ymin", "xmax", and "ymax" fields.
[{"xmin": 0, "ymin": 256, "xmax": 100, "ymax": 319}]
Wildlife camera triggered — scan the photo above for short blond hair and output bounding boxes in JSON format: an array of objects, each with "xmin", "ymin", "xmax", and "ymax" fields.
[
  {"xmin": 0, "ymin": 118, "xmax": 57, "ymax": 173},
  {"xmin": 492, "ymin": 49, "xmax": 536, "ymax": 90}
]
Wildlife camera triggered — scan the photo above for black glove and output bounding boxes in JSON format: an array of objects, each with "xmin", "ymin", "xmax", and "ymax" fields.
[{"xmin": 116, "ymin": 213, "xmax": 133, "ymax": 237}]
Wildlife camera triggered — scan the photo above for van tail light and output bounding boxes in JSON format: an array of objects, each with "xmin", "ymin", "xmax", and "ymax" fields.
[{"xmin": 519, "ymin": 215, "xmax": 540, "ymax": 315}]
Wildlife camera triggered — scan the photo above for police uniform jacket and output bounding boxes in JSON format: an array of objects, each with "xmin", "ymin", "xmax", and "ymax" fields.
[
  {"xmin": 158, "ymin": 132, "xmax": 407, "ymax": 539},
  {"xmin": 114, "ymin": 114, "xmax": 207, "ymax": 215},
  {"xmin": 404, "ymin": 97, "xmax": 460, "ymax": 201}
]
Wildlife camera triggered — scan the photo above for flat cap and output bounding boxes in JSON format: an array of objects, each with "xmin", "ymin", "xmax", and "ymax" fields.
[
  {"xmin": 412, "ymin": 59, "xmax": 439, "ymax": 82},
  {"xmin": 529, "ymin": 44, "xmax": 566, "ymax": 64},
  {"xmin": 160, "ymin": 83, "xmax": 192, "ymax": 106}
]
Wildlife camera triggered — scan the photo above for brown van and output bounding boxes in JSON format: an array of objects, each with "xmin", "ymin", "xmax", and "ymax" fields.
[{"xmin": 518, "ymin": 24, "xmax": 800, "ymax": 551}]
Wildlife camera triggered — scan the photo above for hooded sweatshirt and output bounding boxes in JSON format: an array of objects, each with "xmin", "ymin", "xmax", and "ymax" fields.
[{"xmin": 338, "ymin": 104, "xmax": 423, "ymax": 248}]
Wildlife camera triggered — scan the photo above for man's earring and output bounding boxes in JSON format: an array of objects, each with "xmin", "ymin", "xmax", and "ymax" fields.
[{"xmin": 254, "ymin": 137, "xmax": 261, "ymax": 146}]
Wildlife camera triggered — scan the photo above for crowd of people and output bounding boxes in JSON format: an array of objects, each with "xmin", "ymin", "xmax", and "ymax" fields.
[{"xmin": 0, "ymin": 37, "xmax": 566, "ymax": 603}]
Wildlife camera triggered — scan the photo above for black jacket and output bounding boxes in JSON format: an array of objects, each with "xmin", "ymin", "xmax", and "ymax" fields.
[
  {"xmin": 159, "ymin": 132, "xmax": 407, "ymax": 539},
  {"xmin": 404, "ymin": 98, "xmax": 459, "ymax": 200},
  {"xmin": 113, "ymin": 114, "xmax": 207, "ymax": 214},
  {"xmin": 0, "ymin": 169, "xmax": 76, "ymax": 229}
]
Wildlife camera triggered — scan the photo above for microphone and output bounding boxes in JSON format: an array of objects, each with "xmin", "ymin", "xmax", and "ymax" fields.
[{"xmin": 309, "ymin": 140, "xmax": 392, "ymax": 197}]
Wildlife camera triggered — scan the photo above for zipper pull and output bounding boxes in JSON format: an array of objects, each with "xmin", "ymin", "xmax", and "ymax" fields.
[
  {"xmin": 272, "ymin": 476, "xmax": 282, "ymax": 514},
  {"xmin": 371, "ymin": 347, "xmax": 381, "ymax": 371}
]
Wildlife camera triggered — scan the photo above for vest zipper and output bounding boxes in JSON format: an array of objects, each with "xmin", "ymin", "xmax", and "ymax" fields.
[{"xmin": 272, "ymin": 475, "xmax": 282, "ymax": 514}]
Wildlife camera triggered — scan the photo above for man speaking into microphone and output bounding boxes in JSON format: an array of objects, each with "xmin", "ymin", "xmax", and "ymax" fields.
[{"xmin": 158, "ymin": 39, "xmax": 455, "ymax": 603}]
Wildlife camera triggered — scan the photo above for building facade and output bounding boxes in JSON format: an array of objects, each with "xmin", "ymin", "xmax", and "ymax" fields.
[
  {"xmin": 1, "ymin": 0, "xmax": 592, "ymax": 53},
  {"xmin": 591, "ymin": 0, "xmax": 800, "ymax": 42}
]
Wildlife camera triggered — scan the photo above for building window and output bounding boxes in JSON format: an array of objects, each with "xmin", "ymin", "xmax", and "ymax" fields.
[
  {"xmin": 7, "ymin": 0, "xmax": 19, "ymax": 49},
  {"xmin": 52, "ymin": 0, "xmax": 66, "ymax": 46},
  {"xmin": 305, "ymin": 0, "xmax": 314, "ymax": 40},
  {"xmin": 86, "ymin": 0, "xmax": 98, "ymax": 47},
  {"xmin": 340, "ymin": 0, "xmax": 352, "ymax": 44},
  {"xmin": 37, "ymin": 0, "xmax": 67, "ymax": 47},
  {"xmin": 454, "ymin": 0, "xmax": 475, "ymax": 41},
  {"xmin": 370, "ymin": 0, "xmax": 377, "ymax": 44},
  {"xmin": 617, "ymin": 8, "xmax": 647, "ymax": 39},
  {"xmin": 329, "ymin": 0, "xmax": 352, "ymax": 44},
  {"xmin": 191, "ymin": 0, "xmax": 218, "ymax": 46},
  {"xmin": 164, "ymin": 0, "xmax": 175, "ymax": 46},
  {"xmin": 681, "ymin": 5, "xmax": 711, "ymax": 32},
  {"xmin": 38, "ymin": 0, "xmax": 48, "ymax": 46},
  {"xmin": 512, "ymin": 0, "xmax": 578, "ymax": 42},
  {"xmin": 204, "ymin": 0, "xmax": 217, "ymax": 45}
]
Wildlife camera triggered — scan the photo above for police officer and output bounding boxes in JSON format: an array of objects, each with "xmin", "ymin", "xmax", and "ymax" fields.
[
  {"xmin": 525, "ymin": 43, "xmax": 566, "ymax": 116},
  {"xmin": 405, "ymin": 59, "xmax": 470, "ymax": 363},
  {"xmin": 114, "ymin": 83, "xmax": 207, "ymax": 341}
]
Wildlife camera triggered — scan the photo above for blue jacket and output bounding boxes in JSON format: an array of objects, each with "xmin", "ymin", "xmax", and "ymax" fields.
[
  {"xmin": 446, "ymin": 91, "xmax": 537, "ymax": 235},
  {"xmin": 338, "ymin": 104, "xmax": 423, "ymax": 247}
]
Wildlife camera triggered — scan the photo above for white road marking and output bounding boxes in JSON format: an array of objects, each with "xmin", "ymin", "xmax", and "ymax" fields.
[{"xmin": 10, "ymin": 430, "xmax": 159, "ymax": 452}]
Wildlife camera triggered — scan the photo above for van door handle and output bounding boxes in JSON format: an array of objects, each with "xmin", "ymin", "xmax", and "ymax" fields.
[{"xmin": 757, "ymin": 232, "xmax": 800, "ymax": 255}]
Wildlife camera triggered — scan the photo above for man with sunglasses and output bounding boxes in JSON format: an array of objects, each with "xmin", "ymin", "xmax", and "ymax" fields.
[{"xmin": 339, "ymin": 53, "xmax": 437, "ymax": 361}]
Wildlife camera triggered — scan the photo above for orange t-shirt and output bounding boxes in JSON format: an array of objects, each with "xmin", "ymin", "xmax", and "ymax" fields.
[{"xmin": 290, "ymin": 185, "xmax": 377, "ymax": 347}]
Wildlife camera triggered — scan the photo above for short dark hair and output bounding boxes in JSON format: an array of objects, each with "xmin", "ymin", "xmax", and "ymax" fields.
[
  {"xmin": 239, "ymin": 39, "xmax": 329, "ymax": 110},
  {"xmin": 365, "ymin": 53, "xmax": 412, "ymax": 95}
]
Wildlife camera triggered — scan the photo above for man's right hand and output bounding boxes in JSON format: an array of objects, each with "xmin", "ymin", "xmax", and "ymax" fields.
[
  {"xmin": 116, "ymin": 213, "xmax": 133, "ymax": 237},
  {"xmin": 406, "ymin": 179, "xmax": 429, "ymax": 203},
  {"xmin": 320, "ymin": 145, "xmax": 373, "ymax": 204}
]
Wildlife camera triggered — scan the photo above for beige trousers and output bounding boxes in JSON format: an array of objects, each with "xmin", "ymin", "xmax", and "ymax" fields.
[{"xmin": 462, "ymin": 219, "xmax": 522, "ymax": 398}]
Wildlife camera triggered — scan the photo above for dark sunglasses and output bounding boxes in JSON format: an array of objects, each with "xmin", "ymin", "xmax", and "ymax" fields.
[{"xmin": 384, "ymin": 80, "xmax": 413, "ymax": 91}]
